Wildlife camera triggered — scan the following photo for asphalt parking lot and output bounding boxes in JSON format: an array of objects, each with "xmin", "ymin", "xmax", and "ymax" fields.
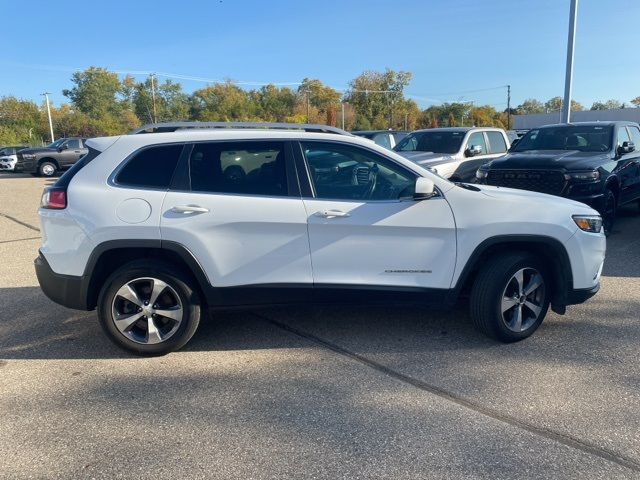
[{"xmin": 1, "ymin": 172, "xmax": 639, "ymax": 479}]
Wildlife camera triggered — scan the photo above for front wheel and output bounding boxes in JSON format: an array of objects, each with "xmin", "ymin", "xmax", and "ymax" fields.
[
  {"xmin": 601, "ymin": 188, "xmax": 617, "ymax": 236},
  {"xmin": 470, "ymin": 253, "xmax": 550, "ymax": 342},
  {"xmin": 97, "ymin": 260, "xmax": 202, "ymax": 355}
]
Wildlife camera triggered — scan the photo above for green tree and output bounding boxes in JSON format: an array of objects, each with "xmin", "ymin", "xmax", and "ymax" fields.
[
  {"xmin": 345, "ymin": 69, "xmax": 413, "ymax": 129},
  {"xmin": 0, "ymin": 96, "xmax": 44, "ymax": 144},
  {"xmin": 63, "ymin": 67, "xmax": 125, "ymax": 119},
  {"xmin": 133, "ymin": 77, "xmax": 190, "ymax": 123},
  {"xmin": 590, "ymin": 99, "xmax": 623, "ymax": 110},
  {"xmin": 256, "ymin": 84, "xmax": 297, "ymax": 122},
  {"xmin": 631, "ymin": 97, "xmax": 640, "ymax": 108},
  {"xmin": 516, "ymin": 98, "xmax": 545, "ymax": 115},
  {"xmin": 191, "ymin": 82, "xmax": 258, "ymax": 121}
]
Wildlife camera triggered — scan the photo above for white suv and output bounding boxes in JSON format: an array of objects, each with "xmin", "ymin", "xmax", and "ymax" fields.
[{"xmin": 35, "ymin": 122, "xmax": 606, "ymax": 355}]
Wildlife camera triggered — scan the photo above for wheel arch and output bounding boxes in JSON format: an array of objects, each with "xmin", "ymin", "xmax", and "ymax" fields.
[
  {"xmin": 38, "ymin": 157, "xmax": 60, "ymax": 169},
  {"xmin": 453, "ymin": 235, "xmax": 573, "ymax": 314},
  {"xmin": 84, "ymin": 240, "xmax": 211, "ymax": 310}
]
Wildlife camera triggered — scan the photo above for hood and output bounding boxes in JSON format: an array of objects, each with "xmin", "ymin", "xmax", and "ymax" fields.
[
  {"xmin": 473, "ymin": 183, "xmax": 594, "ymax": 212},
  {"xmin": 487, "ymin": 150, "xmax": 608, "ymax": 170},
  {"xmin": 396, "ymin": 151, "xmax": 453, "ymax": 166},
  {"xmin": 18, "ymin": 147, "xmax": 55, "ymax": 155}
]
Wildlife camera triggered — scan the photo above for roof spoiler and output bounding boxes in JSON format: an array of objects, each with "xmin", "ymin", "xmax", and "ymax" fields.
[{"xmin": 129, "ymin": 121, "xmax": 352, "ymax": 136}]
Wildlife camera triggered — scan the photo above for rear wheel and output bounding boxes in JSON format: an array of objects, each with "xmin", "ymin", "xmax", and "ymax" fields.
[
  {"xmin": 601, "ymin": 188, "xmax": 617, "ymax": 236},
  {"xmin": 38, "ymin": 161, "xmax": 57, "ymax": 177},
  {"xmin": 470, "ymin": 253, "xmax": 550, "ymax": 342},
  {"xmin": 97, "ymin": 260, "xmax": 202, "ymax": 355}
]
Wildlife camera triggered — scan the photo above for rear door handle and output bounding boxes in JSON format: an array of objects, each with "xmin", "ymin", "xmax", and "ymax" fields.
[
  {"xmin": 170, "ymin": 205, "xmax": 210, "ymax": 214},
  {"xmin": 315, "ymin": 209, "xmax": 350, "ymax": 218}
]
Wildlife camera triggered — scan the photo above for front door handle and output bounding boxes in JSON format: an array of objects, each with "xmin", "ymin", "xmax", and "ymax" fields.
[
  {"xmin": 315, "ymin": 209, "xmax": 350, "ymax": 218},
  {"xmin": 170, "ymin": 205, "xmax": 210, "ymax": 214}
]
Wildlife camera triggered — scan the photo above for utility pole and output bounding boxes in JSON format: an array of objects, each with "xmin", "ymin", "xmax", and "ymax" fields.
[
  {"xmin": 561, "ymin": 0, "xmax": 578, "ymax": 124},
  {"xmin": 150, "ymin": 73, "xmax": 158, "ymax": 123},
  {"xmin": 306, "ymin": 89, "xmax": 310, "ymax": 124},
  {"xmin": 341, "ymin": 102, "xmax": 345, "ymax": 130},
  {"xmin": 41, "ymin": 92, "xmax": 54, "ymax": 143},
  {"xmin": 507, "ymin": 85, "xmax": 511, "ymax": 129}
]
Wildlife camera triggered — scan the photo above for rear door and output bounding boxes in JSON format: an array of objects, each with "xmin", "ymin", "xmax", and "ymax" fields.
[
  {"xmin": 60, "ymin": 139, "xmax": 87, "ymax": 167},
  {"xmin": 614, "ymin": 126, "xmax": 640, "ymax": 204},
  {"xmin": 297, "ymin": 140, "xmax": 456, "ymax": 290},
  {"xmin": 624, "ymin": 125, "xmax": 640, "ymax": 201},
  {"xmin": 160, "ymin": 140, "xmax": 312, "ymax": 301}
]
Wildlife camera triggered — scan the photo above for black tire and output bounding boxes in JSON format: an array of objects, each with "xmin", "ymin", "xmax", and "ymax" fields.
[
  {"xmin": 38, "ymin": 161, "xmax": 57, "ymax": 177},
  {"xmin": 601, "ymin": 188, "xmax": 617, "ymax": 236},
  {"xmin": 97, "ymin": 260, "xmax": 202, "ymax": 355},
  {"xmin": 470, "ymin": 252, "xmax": 550, "ymax": 342}
]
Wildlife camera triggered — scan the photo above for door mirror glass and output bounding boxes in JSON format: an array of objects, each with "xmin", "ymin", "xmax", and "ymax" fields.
[
  {"xmin": 466, "ymin": 145, "xmax": 483, "ymax": 157},
  {"xmin": 620, "ymin": 141, "xmax": 635, "ymax": 154},
  {"xmin": 414, "ymin": 177, "xmax": 436, "ymax": 200}
]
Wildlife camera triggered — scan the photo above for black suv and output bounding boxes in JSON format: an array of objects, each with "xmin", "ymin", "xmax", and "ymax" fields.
[
  {"xmin": 476, "ymin": 122, "xmax": 640, "ymax": 234},
  {"xmin": 15, "ymin": 138, "xmax": 88, "ymax": 177}
]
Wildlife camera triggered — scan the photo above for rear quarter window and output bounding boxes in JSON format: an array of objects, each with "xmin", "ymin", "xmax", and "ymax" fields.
[{"xmin": 115, "ymin": 144, "xmax": 183, "ymax": 189}]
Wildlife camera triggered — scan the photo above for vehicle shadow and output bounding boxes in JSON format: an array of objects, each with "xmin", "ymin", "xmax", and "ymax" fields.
[{"xmin": 602, "ymin": 204, "xmax": 640, "ymax": 278}]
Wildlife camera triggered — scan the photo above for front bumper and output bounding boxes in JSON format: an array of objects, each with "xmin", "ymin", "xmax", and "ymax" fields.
[
  {"xmin": 14, "ymin": 159, "xmax": 35, "ymax": 172},
  {"xmin": 35, "ymin": 251, "xmax": 90, "ymax": 310}
]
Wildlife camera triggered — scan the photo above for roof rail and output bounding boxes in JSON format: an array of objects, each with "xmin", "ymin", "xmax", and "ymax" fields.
[{"xmin": 129, "ymin": 121, "xmax": 351, "ymax": 136}]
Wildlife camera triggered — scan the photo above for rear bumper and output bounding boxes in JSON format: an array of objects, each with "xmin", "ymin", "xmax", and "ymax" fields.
[
  {"xmin": 566, "ymin": 283, "xmax": 600, "ymax": 305},
  {"xmin": 35, "ymin": 251, "xmax": 90, "ymax": 310}
]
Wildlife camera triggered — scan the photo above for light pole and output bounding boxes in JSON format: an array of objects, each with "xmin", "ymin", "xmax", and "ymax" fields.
[
  {"xmin": 41, "ymin": 92, "xmax": 54, "ymax": 143},
  {"xmin": 561, "ymin": 0, "xmax": 578, "ymax": 124},
  {"xmin": 150, "ymin": 73, "xmax": 158, "ymax": 123},
  {"xmin": 507, "ymin": 84, "xmax": 511, "ymax": 129},
  {"xmin": 341, "ymin": 101, "xmax": 345, "ymax": 130}
]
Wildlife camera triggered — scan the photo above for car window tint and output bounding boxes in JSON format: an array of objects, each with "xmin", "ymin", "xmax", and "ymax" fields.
[
  {"xmin": 629, "ymin": 126, "xmax": 640, "ymax": 146},
  {"xmin": 116, "ymin": 144, "xmax": 183, "ymax": 188},
  {"xmin": 189, "ymin": 141, "xmax": 287, "ymax": 196},
  {"xmin": 373, "ymin": 133, "xmax": 392, "ymax": 149},
  {"xmin": 302, "ymin": 141, "xmax": 416, "ymax": 201},
  {"xmin": 617, "ymin": 127, "xmax": 631, "ymax": 146},
  {"xmin": 466, "ymin": 132, "xmax": 487, "ymax": 155},
  {"xmin": 66, "ymin": 139, "xmax": 81, "ymax": 149},
  {"xmin": 486, "ymin": 131, "xmax": 507, "ymax": 154}
]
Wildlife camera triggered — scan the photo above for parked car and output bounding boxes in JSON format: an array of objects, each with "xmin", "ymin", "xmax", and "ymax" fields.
[
  {"xmin": 0, "ymin": 145, "xmax": 30, "ymax": 171},
  {"xmin": 393, "ymin": 127, "xmax": 510, "ymax": 182},
  {"xmin": 352, "ymin": 130, "xmax": 408, "ymax": 150},
  {"xmin": 35, "ymin": 121, "xmax": 604, "ymax": 354},
  {"xmin": 476, "ymin": 122, "xmax": 640, "ymax": 235},
  {"xmin": 14, "ymin": 138, "xmax": 88, "ymax": 176}
]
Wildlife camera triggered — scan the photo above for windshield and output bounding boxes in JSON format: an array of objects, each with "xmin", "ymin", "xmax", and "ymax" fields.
[
  {"xmin": 513, "ymin": 125, "xmax": 613, "ymax": 152},
  {"xmin": 394, "ymin": 131, "xmax": 464, "ymax": 154},
  {"xmin": 47, "ymin": 139, "xmax": 66, "ymax": 149}
]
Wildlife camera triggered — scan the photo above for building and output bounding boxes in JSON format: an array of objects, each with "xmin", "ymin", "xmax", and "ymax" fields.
[{"xmin": 513, "ymin": 108, "xmax": 640, "ymax": 129}]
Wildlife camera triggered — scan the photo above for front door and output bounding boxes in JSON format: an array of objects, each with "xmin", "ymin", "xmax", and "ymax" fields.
[
  {"xmin": 160, "ymin": 140, "xmax": 313, "ymax": 302},
  {"xmin": 60, "ymin": 139, "xmax": 87, "ymax": 167},
  {"xmin": 297, "ymin": 140, "xmax": 457, "ymax": 290}
]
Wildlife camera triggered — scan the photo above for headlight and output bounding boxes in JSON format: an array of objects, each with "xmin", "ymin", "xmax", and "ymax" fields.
[
  {"xmin": 476, "ymin": 169, "xmax": 488, "ymax": 180},
  {"xmin": 572, "ymin": 215, "xmax": 603, "ymax": 233},
  {"xmin": 564, "ymin": 170, "xmax": 600, "ymax": 181},
  {"xmin": 22, "ymin": 153, "xmax": 36, "ymax": 160}
]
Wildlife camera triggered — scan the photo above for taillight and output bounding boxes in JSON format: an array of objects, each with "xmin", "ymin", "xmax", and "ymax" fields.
[{"xmin": 41, "ymin": 187, "xmax": 67, "ymax": 209}]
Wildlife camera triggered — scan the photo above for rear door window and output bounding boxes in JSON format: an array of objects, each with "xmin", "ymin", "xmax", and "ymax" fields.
[
  {"xmin": 628, "ymin": 126, "xmax": 640, "ymax": 146},
  {"xmin": 486, "ymin": 131, "xmax": 507, "ymax": 154},
  {"xmin": 188, "ymin": 141, "xmax": 288, "ymax": 196},
  {"xmin": 115, "ymin": 144, "xmax": 183, "ymax": 189}
]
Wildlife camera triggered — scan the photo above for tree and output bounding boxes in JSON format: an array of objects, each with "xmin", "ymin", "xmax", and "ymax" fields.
[
  {"xmin": 63, "ymin": 67, "xmax": 125, "ymax": 119},
  {"xmin": 344, "ymin": 69, "xmax": 412, "ymax": 129},
  {"xmin": 256, "ymin": 84, "xmax": 297, "ymax": 122},
  {"xmin": 191, "ymin": 82, "xmax": 258, "ymax": 121},
  {"xmin": 133, "ymin": 77, "xmax": 190, "ymax": 123},
  {"xmin": 544, "ymin": 96, "xmax": 584, "ymax": 113},
  {"xmin": 0, "ymin": 96, "xmax": 44, "ymax": 144},
  {"xmin": 590, "ymin": 99, "xmax": 623, "ymax": 111},
  {"xmin": 631, "ymin": 97, "xmax": 640, "ymax": 108},
  {"xmin": 517, "ymin": 99, "xmax": 545, "ymax": 115}
]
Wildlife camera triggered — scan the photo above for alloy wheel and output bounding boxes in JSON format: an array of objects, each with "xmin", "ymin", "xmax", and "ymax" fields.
[
  {"xmin": 41, "ymin": 164, "xmax": 55, "ymax": 176},
  {"xmin": 500, "ymin": 267, "xmax": 546, "ymax": 333},
  {"xmin": 111, "ymin": 277, "xmax": 184, "ymax": 345}
]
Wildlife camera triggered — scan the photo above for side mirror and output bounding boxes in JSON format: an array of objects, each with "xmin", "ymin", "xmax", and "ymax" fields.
[
  {"xmin": 58, "ymin": 143, "xmax": 68, "ymax": 151},
  {"xmin": 619, "ymin": 141, "xmax": 635, "ymax": 155},
  {"xmin": 466, "ymin": 145, "xmax": 483, "ymax": 157},
  {"xmin": 414, "ymin": 177, "xmax": 436, "ymax": 200}
]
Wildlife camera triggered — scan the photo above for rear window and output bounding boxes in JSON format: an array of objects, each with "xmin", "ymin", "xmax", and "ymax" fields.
[{"xmin": 116, "ymin": 144, "xmax": 183, "ymax": 189}]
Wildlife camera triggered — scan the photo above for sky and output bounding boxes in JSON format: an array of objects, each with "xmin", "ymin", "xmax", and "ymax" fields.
[{"xmin": 2, "ymin": 0, "xmax": 640, "ymax": 110}]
